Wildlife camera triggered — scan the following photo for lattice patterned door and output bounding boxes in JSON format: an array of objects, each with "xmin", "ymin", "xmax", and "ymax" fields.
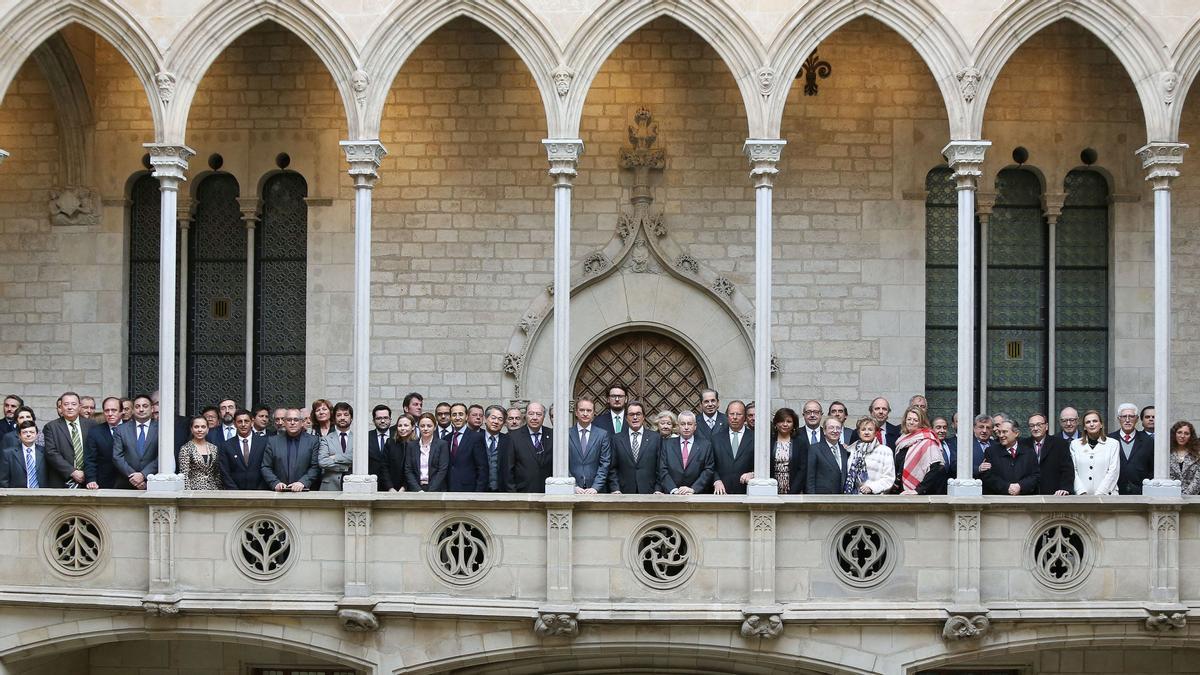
[{"xmin": 574, "ymin": 331, "xmax": 708, "ymax": 416}]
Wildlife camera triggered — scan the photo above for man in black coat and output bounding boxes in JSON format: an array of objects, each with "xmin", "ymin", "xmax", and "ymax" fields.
[
  {"xmin": 712, "ymin": 400, "xmax": 754, "ymax": 495},
  {"xmin": 446, "ymin": 402, "xmax": 488, "ymax": 492},
  {"xmin": 693, "ymin": 389, "xmax": 728, "ymax": 443},
  {"xmin": 1112, "ymin": 403, "xmax": 1153, "ymax": 495},
  {"xmin": 982, "ymin": 419, "xmax": 1039, "ymax": 496},
  {"xmin": 609, "ymin": 401, "xmax": 660, "ymax": 494},
  {"xmin": 219, "ymin": 410, "xmax": 268, "ymax": 490},
  {"xmin": 261, "ymin": 409, "xmax": 320, "ymax": 491},
  {"xmin": 806, "ymin": 417, "xmax": 850, "ymax": 495},
  {"xmin": 509, "ymin": 402, "xmax": 552, "ymax": 492},
  {"xmin": 84, "ymin": 396, "xmax": 124, "ymax": 489},
  {"xmin": 481, "ymin": 405, "xmax": 513, "ymax": 492},
  {"xmin": 1022, "ymin": 412, "xmax": 1073, "ymax": 495},
  {"xmin": 367, "ymin": 404, "xmax": 395, "ymax": 491},
  {"xmin": 658, "ymin": 411, "xmax": 714, "ymax": 495}
]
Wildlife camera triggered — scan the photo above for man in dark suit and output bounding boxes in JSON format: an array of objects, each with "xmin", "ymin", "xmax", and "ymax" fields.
[
  {"xmin": 1024, "ymin": 412, "xmax": 1073, "ymax": 495},
  {"xmin": 969, "ymin": 414, "xmax": 998, "ymax": 477},
  {"xmin": 368, "ymin": 404, "xmax": 394, "ymax": 490},
  {"xmin": 712, "ymin": 400, "xmax": 754, "ymax": 495},
  {"xmin": 43, "ymin": 391, "xmax": 96, "ymax": 488},
  {"xmin": 509, "ymin": 402, "xmax": 552, "ymax": 492},
  {"xmin": 796, "ymin": 400, "xmax": 826, "ymax": 467},
  {"xmin": 806, "ymin": 417, "xmax": 850, "ymax": 494},
  {"xmin": 1, "ymin": 421, "xmax": 48, "ymax": 488},
  {"xmin": 112, "ymin": 394, "xmax": 159, "ymax": 490},
  {"xmin": 694, "ymin": 389, "xmax": 728, "ymax": 442},
  {"xmin": 206, "ymin": 398, "xmax": 239, "ymax": 446},
  {"xmin": 658, "ymin": 411, "xmax": 714, "ymax": 494},
  {"xmin": 869, "ymin": 397, "xmax": 901, "ymax": 450},
  {"xmin": 568, "ymin": 397, "xmax": 611, "ymax": 493},
  {"xmin": 261, "ymin": 408, "xmax": 320, "ymax": 491},
  {"xmin": 1112, "ymin": 402, "xmax": 1153, "ymax": 495},
  {"xmin": 932, "ymin": 416, "xmax": 956, "ymax": 474},
  {"xmin": 609, "ymin": 400, "xmax": 660, "ymax": 494},
  {"xmin": 982, "ymin": 419, "xmax": 1039, "ymax": 495},
  {"xmin": 0, "ymin": 394, "xmax": 23, "ymax": 438},
  {"xmin": 446, "ymin": 402, "xmax": 488, "ymax": 491},
  {"xmin": 828, "ymin": 401, "xmax": 857, "ymax": 445},
  {"xmin": 0, "ymin": 406, "xmax": 34, "ymax": 451},
  {"xmin": 592, "ymin": 383, "xmax": 628, "ymax": 436},
  {"xmin": 252, "ymin": 405, "xmax": 274, "ymax": 437},
  {"xmin": 84, "ymin": 397, "xmax": 123, "ymax": 489},
  {"xmin": 434, "ymin": 402, "xmax": 453, "ymax": 440},
  {"xmin": 481, "ymin": 406, "xmax": 513, "ymax": 492},
  {"xmin": 219, "ymin": 409, "xmax": 268, "ymax": 490},
  {"xmin": 1141, "ymin": 405, "xmax": 1155, "ymax": 437}
]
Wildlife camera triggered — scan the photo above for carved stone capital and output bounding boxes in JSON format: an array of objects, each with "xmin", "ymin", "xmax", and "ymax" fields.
[
  {"xmin": 942, "ymin": 140, "xmax": 990, "ymax": 185},
  {"xmin": 942, "ymin": 613, "xmax": 990, "ymax": 640},
  {"xmin": 1137, "ymin": 142, "xmax": 1187, "ymax": 186},
  {"xmin": 534, "ymin": 610, "xmax": 579, "ymax": 638},
  {"xmin": 1145, "ymin": 610, "xmax": 1187, "ymax": 632},
  {"xmin": 1041, "ymin": 191, "xmax": 1066, "ymax": 224},
  {"xmin": 543, "ymin": 139, "xmax": 584, "ymax": 182},
  {"xmin": 341, "ymin": 140, "xmax": 387, "ymax": 187},
  {"xmin": 238, "ymin": 197, "xmax": 260, "ymax": 227},
  {"xmin": 744, "ymin": 139, "xmax": 785, "ymax": 186},
  {"xmin": 338, "ymin": 607, "xmax": 380, "ymax": 632},
  {"xmin": 143, "ymin": 144, "xmax": 195, "ymax": 184},
  {"xmin": 740, "ymin": 612, "xmax": 784, "ymax": 639}
]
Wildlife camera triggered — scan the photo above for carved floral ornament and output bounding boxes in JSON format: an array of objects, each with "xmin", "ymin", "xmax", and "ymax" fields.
[
  {"xmin": 429, "ymin": 517, "xmax": 495, "ymax": 586},
  {"xmin": 233, "ymin": 514, "xmax": 295, "ymax": 581},
  {"xmin": 43, "ymin": 511, "xmax": 106, "ymax": 577}
]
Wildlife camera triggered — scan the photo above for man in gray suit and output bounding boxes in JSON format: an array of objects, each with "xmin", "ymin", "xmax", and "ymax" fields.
[
  {"xmin": 568, "ymin": 396, "xmax": 611, "ymax": 494},
  {"xmin": 806, "ymin": 416, "xmax": 850, "ymax": 494},
  {"xmin": 262, "ymin": 408, "xmax": 320, "ymax": 492},
  {"xmin": 317, "ymin": 402, "xmax": 354, "ymax": 491},
  {"xmin": 112, "ymin": 394, "xmax": 159, "ymax": 490},
  {"xmin": 43, "ymin": 391, "xmax": 97, "ymax": 488}
]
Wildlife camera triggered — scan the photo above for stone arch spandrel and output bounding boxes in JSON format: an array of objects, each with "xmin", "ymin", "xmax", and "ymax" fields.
[
  {"xmin": 0, "ymin": 0, "xmax": 164, "ymax": 141},
  {"xmin": 971, "ymin": 0, "xmax": 1171, "ymax": 143},
  {"xmin": 562, "ymin": 0, "xmax": 766, "ymax": 138},
  {"xmin": 1168, "ymin": 20, "xmax": 1200, "ymax": 140},
  {"xmin": 162, "ymin": 0, "xmax": 360, "ymax": 142},
  {"xmin": 361, "ymin": 0, "xmax": 560, "ymax": 140},
  {"xmin": 520, "ymin": 272, "xmax": 753, "ymax": 406},
  {"xmin": 765, "ymin": 0, "xmax": 968, "ymax": 139}
]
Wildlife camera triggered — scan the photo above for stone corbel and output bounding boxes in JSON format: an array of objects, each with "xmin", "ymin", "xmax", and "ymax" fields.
[
  {"xmin": 337, "ymin": 606, "xmax": 380, "ymax": 632},
  {"xmin": 142, "ymin": 595, "xmax": 180, "ymax": 616},
  {"xmin": 942, "ymin": 611, "xmax": 990, "ymax": 641},
  {"xmin": 740, "ymin": 608, "xmax": 784, "ymax": 639},
  {"xmin": 534, "ymin": 607, "xmax": 579, "ymax": 638},
  {"xmin": 1145, "ymin": 606, "xmax": 1188, "ymax": 633}
]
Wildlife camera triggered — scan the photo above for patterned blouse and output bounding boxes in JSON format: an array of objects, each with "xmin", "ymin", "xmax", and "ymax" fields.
[
  {"xmin": 1170, "ymin": 451, "xmax": 1200, "ymax": 496},
  {"xmin": 178, "ymin": 440, "xmax": 222, "ymax": 490}
]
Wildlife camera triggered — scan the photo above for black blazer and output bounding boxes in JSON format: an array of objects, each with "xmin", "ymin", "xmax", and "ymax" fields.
[
  {"xmin": 1022, "ymin": 435, "xmax": 1074, "ymax": 495},
  {"xmin": 508, "ymin": 425, "xmax": 552, "ymax": 493},
  {"xmin": 657, "ymin": 435, "xmax": 715, "ymax": 493},
  {"xmin": 711, "ymin": 427, "xmax": 755, "ymax": 494},
  {"xmin": 772, "ymin": 433, "xmax": 807, "ymax": 494},
  {"xmin": 445, "ymin": 427, "xmax": 488, "ymax": 492},
  {"xmin": 693, "ymin": 411, "xmax": 729, "ymax": 443},
  {"xmin": 219, "ymin": 434, "xmax": 268, "ymax": 490},
  {"xmin": 981, "ymin": 443, "xmax": 1040, "ymax": 495},
  {"xmin": 609, "ymin": 426, "xmax": 661, "ymax": 494},
  {"xmin": 481, "ymin": 431, "xmax": 513, "ymax": 492},
  {"xmin": 806, "ymin": 440, "xmax": 850, "ymax": 494},
  {"xmin": 380, "ymin": 437, "xmax": 409, "ymax": 492},
  {"xmin": 592, "ymin": 409, "xmax": 626, "ymax": 436},
  {"xmin": 261, "ymin": 433, "xmax": 320, "ymax": 489},
  {"xmin": 404, "ymin": 438, "xmax": 449, "ymax": 492},
  {"xmin": 84, "ymin": 423, "xmax": 122, "ymax": 489},
  {"xmin": 1112, "ymin": 429, "xmax": 1153, "ymax": 495}
]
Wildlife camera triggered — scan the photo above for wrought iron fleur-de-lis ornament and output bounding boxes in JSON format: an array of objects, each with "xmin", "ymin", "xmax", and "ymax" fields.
[{"xmin": 801, "ymin": 49, "xmax": 832, "ymax": 96}]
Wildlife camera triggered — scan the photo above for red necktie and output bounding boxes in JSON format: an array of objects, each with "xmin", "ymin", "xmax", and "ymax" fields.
[
  {"xmin": 451, "ymin": 431, "xmax": 460, "ymax": 458},
  {"xmin": 1124, "ymin": 434, "xmax": 1132, "ymax": 444},
  {"xmin": 681, "ymin": 439, "xmax": 690, "ymax": 467},
  {"xmin": 1009, "ymin": 447, "xmax": 1017, "ymax": 460}
]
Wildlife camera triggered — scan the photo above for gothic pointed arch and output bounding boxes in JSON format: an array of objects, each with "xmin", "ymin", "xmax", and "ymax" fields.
[
  {"xmin": 162, "ymin": 0, "xmax": 359, "ymax": 141},
  {"xmin": 360, "ymin": 0, "xmax": 560, "ymax": 139},
  {"xmin": 563, "ymin": 0, "xmax": 765, "ymax": 138},
  {"xmin": 766, "ymin": 0, "xmax": 967, "ymax": 139},
  {"xmin": 1168, "ymin": 20, "xmax": 1200, "ymax": 139},
  {"xmin": 971, "ymin": 0, "xmax": 1170, "ymax": 142}
]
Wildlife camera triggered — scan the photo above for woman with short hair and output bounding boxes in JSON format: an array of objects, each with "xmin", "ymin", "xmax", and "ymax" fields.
[{"xmin": 843, "ymin": 417, "xmax": 895, "ymax": 495}]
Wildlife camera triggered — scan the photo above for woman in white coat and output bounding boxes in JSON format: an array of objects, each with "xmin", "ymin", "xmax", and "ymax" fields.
[
  {"xmin": 1070, "ymin": 409, "xmax": 1120, "ymax": 495},
  {"xmin": 842, "ymin": 417, "xmax": 895, "ymax": 494}
]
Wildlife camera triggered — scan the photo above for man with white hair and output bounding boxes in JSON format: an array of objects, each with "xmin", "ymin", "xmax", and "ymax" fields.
[
  {"xmin": 1110, "ymin": 402, "xmax": 1152, "ymax": 495},
  {"xmin": 658, "ymin": 411, "xmax": 714, "ymax": 495}
]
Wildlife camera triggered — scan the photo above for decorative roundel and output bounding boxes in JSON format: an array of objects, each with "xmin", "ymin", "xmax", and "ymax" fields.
[
  {"xmin": 43, "ymin": 512, "xmax": 106, "ymax": 577},
  {"xmin": 1028, "ymin": 518, "xmax": 1096, "ymax": 590},
  {"xmin": 233, "ymin": 514, "xmax": 296, "ymax": 581},
  {"xmin": 828, "ymin": 520, "xmax": 896, "ymax": 588},
  {"xmin": 429, "ymin": 517, "xmax": 494, "ymax": 586},
  {"xmin": 628, "ymin": 519, "xmax": 697, "ymax": 590}
]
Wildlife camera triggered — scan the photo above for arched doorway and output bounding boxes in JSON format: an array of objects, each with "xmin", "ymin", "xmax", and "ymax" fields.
[{"xmin": 574, "ymin": 330, "xmax": 708, "ymax": 414}]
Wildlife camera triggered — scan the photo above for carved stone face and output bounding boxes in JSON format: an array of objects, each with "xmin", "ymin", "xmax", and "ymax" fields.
[
  {"xmin": 154, "ymin": 72, "xmax": 176, "ymax": 102},
  {"xmin": 1162, "ymin": 71, "xmax": 1179, "ymax": 104},
  {"xmin": 756, "ymin": 67, "xmax": 774, "ymax": 96},
  {"xmin": 552, "ymin": 68, "xmax": 572, "ymax": 97},
  {"xmin": 351, "ymin": 69, "xmax": 369, "ymax": 95}
]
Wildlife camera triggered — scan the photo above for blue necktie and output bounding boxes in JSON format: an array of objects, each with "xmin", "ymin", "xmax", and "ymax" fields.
[
  {"xmin": 25, "ymin": 448, "xmax": 38, "ymax": 488},
  {"xmin": 136, "ymin": 424, "xmax": 147, "ymax": 458}
]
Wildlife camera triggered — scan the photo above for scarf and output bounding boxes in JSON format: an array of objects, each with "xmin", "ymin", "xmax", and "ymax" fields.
[
  {"xmin": 843, "ymin": 439, "xmax": 877, "ymax": 494},
  {"xmin": 896, "ymin": 428, "xmax": 941, "ymax": 492}
]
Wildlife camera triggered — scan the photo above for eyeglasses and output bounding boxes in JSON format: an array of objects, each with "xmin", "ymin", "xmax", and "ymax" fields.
[
  {"xmin": 285, "ymin": 417, "xmax": 303, "ymax": 422},
  {"xmin": 1118, "ymin": 414, "xmax": 1137, "ymax": 420},
  {"xmin": 1059, "ymin": 418, "xmax": 1077, "ymax": 423},
  {"xmin": 1029, "ymin": 421, "xmax": 1047, "ymax": 427}
]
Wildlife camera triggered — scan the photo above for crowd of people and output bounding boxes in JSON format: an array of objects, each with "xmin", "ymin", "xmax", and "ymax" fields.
[{"xmin": 1, "ymin": 387, "xmax": 1196, "ymax": 497}]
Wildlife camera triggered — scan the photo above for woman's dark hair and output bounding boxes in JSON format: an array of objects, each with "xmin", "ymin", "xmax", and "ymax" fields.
[
  {"xmin": 1170, "ymin": 420, "xmax": 1199, "ymax": 456},
  {"xmin": 772, "ymin": 407, "xmax": 799, "ymax": 435}
]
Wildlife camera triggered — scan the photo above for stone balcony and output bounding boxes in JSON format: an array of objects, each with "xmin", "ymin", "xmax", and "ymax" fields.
[{"xmin": 0, "ymin": 491, "xmax": 1196, "ymax": 675}]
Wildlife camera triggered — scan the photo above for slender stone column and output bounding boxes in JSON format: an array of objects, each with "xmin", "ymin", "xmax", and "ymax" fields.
[
  {"xmin": 175, "ymin": 200, "xmax": 191, "ymax": 416},
  {"xmin": 1042, "ymin": 193, "xmax": 1066, "ymax": 419},
  {"xmin": 542, "ymin": 139, "xmax": 583, "ymax": 495},
  {"xmin": 340, "ymin": 140, "xmax": 387, "ymax": 493},
  {"xmin": 744, "ymin": 140, "xmax": 785, "ymax": 497},
  {"xmin": 943, "ymin": 140, "xmax": 989, "ymax": 497},
  {"xmin": 1138, "ymin": 142, "xmax": 1187, "ymax": 498},
  {"xmin": 144, "ymin": 143, "xmax": 195, "ymax": 491},
  {"xmin": 239, "ymin": 198, "xmax": 260, "ymax": 406}
]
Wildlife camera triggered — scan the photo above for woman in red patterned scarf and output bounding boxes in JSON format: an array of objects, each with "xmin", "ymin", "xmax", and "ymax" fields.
[{"xmin": 893, "ymin": 406, "xmax": 944, "ymax": 494}]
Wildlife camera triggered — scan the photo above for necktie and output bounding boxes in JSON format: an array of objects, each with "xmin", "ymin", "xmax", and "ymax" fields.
[
  {"xmin": 1009, "ymin": 447, "xmax": 1017, "ymax": 460},
  {"xmin": 631, "ymin": 431, "xmax": 641, "ymax": 461},
  {"xmin": 25, "ymin": 448, "xmax": 38, "ymax": 488},
  {"xmin": 614, "ymin": 415, "xmax": 622, "ymax": 433},
  {"xmin": 579, "ymin": 428, "xmax": 588, "ymax": 451},
  {"xmin": 69, "ymin": 421, "xmax": 83, "ymax": 469},
  {"xmin": 1124, "ymin": 434, "xmax": 1132, "ymax": 444},
  {"xmin": 681, "ymin": 438, "xmax": 690, "ymax": 466},
  {"xmin": 489, "ymin": 435, "xmax": 497, "ymax": 454},
  {"xmin": 731, "ymin": 431, "xmax": 740, "ymax": 457},
  {"xmin": 379, "ymin": 434, "xmax": 384, "ymax": 453},
  {"xmin": 225, "ymin": 426, "xmax": 234, "ymax": 440},
  {"xmin": 136, "ymin": 423, "xmax": 147, "ymax": 457},
  {"xmin": 532, "ymin": 432, "xmax": 543, "ymax": 453},
  {"xmin": 811, "ymin": 428, "xmax": 819, "ymax": 445},
  {"xmin": 451, "ymin": 431, "xmax": 460, "ymax": 457},
  {"xmin": 110, "ymin": 426, "xmax": 116, "ymax": 438},
  {"xmin": 340, "ymin": 432, "xmax": 347, "ymax": 452},
  {"xmin": 942, "ymin": 442, "xmax": 951, "ymax": 464},
  {"xmin": 242, "ymin": 437, "xmax": 250, "ymax": 463},
  {"xmin": 1035, "ymin": 441, "xmax": 1043, "ymax": 459},
  {"xmin": 707, "ymin": 417, "xmax": 715, "ymax": 429}
]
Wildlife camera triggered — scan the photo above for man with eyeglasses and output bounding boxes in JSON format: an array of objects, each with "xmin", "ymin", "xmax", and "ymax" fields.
[
  {"xmin": 1021, "ymin": 412, "xmax": 1074, "ymax": 495},
  {"xmin": 367, "ymin": 404, "xmax": 395, "ymax": 491},
  {"xmin": 1057, "ymin": 407, "xmax": 1080, "ymax": 442},
  {"xmin": 608, "ymin": 400, "xmax": 661, "ymax": 494},
  {"xmin": 1111, "ymin": 402, "xmax": 1153, "ymax": 495},
  {"xmin": 261, "ymin": 409, "xmax": 320, "ymax": 492},
  {"xmin": 593, "ymin": 383, "xmax": 628, "ymax": 436}
]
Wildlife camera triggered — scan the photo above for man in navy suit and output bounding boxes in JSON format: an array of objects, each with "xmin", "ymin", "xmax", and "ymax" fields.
[
  {"xmin": 509, "ymin": 402, "xmax": 552, "ymax": 492},
  {"xmin": 219, "ymin": 409, "xmax": 268, "ymax": 490},
  {"xmin": 658, "ymin": 411, "xmax": 714, "ymax": 495},
  {"xmin": 796, "ymin": 400, "xmax": 826, "ymax": 468},
  {"xmin": 367, "ymin": 404, "xmax": 395, "ymax": 491},
  {"xmin": 970, "ymin": 414, "xmax": 999, "ymax": 478},
  {"xmin": 869, "ymin": 397, "xmax": 902, "ymax": 450},
  {"xmin": 932, "ymin": 416, "xmax": 957, "ymax": 474},
  {"xmin": 712, "ymin": 400, "xmax": 754, "ymax": 495},
  {"xmin": 609, "ymin": 401, "xmax": 661, "ymax": 494},
  {"xmin": 1057, "ymin": 406, "xmax": 1081, "ymax": 443},
  {"xmin": 112, "ymin": 395, "xmax": 159, "ymax": 490},
  {"xmin": 806, "ymin": 417, "xmax": 851, "ymax": 494},
  {"xmin": 693, "ymin": 389, "xmax": 728, "ymax": 442},
  {"xmin": 1023, "ymin": 412, "xmax": 1073, "ymax": 495},
  {"xmin": 592, "ymin": 383, "xmax": 628, "ymax": 436},
  {"xmin": 261, "ymin": 409, "xmax": 320, "ymax": 491},
  {"xmin": 982, "ymin": 419, "xmax": 1040, "ymax": 495},
  {"xmin": 206, "ymin": 398, "xmax": 239, "ymax": 445},
  {"xmin": 568, "ymin": 397, "xmax": 611, "ymax": 493},
  {"xmin": 1112, "ymin": 402, "xmax": 1153, "ymax": 495},
  {"xmin": 84, "ymin": 397, "xmax": 124, "ymax": 489},
  {"xmin": 481, "ymin": 406, "xmax": 512, "ymax": 492},
  {"xmin": 446, "ymin": 402, "xmax": 488, "ymax": 491},
  {"xmin": 828, "ymin": 401, "xmax": 857, "ymax": 445},
  {"xmin": 0, "ymin": 421, "xmax": 47, "ymax": 488}
]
